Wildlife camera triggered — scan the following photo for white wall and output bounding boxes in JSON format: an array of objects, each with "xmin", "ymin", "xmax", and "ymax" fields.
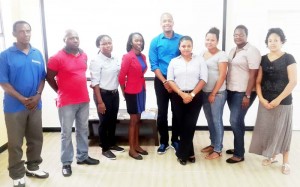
[{"xmin": 0, "ymin": 0, "xmax": 299, "ymax": 129}]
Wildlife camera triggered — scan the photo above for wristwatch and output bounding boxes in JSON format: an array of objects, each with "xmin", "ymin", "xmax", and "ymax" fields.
[
  {"xmin": 190, "ymin": 92, "xmax": 195, "ymax": 98},
  {"xmin": 244, "ymin": 94, "xmax": 250, "ymax": 99}
]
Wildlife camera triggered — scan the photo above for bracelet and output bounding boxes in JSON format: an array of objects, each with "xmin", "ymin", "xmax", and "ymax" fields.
[
  {"xmin": 190, "ymin": 92, "xmax": 195, "ymax": 98},
  {"xmin": 163, "ymin": 80, "xmax": 168, "ymax": 85},
  {"xmin": 36, "ymin": 91, "xmax": 41, "ymax": 95},
  {"xmin": 244, "ymin": 94, "xmax": 250, "ymax": 99}
]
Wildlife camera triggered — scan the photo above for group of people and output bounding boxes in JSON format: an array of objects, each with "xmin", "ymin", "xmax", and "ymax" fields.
[{"xmin": 0, "ymin": 12, "xmax": 297, "ymax": 187}]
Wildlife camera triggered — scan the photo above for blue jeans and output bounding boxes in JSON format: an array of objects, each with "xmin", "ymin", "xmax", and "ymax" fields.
[
  {"xmin": 58, "ymin": 102, "xmax": 89, "ymax": 165},
  {"xmin": 227, "ymin": 90, "xmax": 256, "ymax": 158},
  {"xmin": 203, "ymin": 91, "xmax": 227, "ymax": 152}
]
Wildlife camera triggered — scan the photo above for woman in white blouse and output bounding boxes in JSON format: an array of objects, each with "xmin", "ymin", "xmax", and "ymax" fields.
[
  {"xmin": 90, "ymin": 35, "xmax": 124, "ymax": 160},
  {"xmin": 167, "ymin": 36, "xmax": 208, "ymax": 165}
]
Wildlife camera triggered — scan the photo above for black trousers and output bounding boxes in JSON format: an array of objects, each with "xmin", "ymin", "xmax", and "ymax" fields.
[
  {"xmin": 172, "ymin": 91, "xmax": 203, "ymax": 160},
  {"xmin": 94, "ymin": 90, "xmax": 119, "ymax": 151},
  {"xmin": 154, "ymin": 76, "xmax": 179, "ymax": 145}
]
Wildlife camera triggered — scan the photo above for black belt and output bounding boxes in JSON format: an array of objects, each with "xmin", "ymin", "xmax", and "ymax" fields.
[
  {"xmin": 181, "ymin": 90, "xmax": 193, "ymax": 93},
  {"xmin": 100, "ymin": 89, "xmax": 118, "ymax": 94}
]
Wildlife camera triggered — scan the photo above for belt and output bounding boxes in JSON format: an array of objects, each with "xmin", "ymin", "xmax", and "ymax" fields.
[
  {"xmin": 181, "ymin": 90, "xmax": 193, "ymax": 93},
  {"xmin": 100, "ymin": 89, "xmax": 118, "ymax": 94}
]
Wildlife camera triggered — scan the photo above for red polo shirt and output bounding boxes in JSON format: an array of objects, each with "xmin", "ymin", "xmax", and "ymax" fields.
[{"xmin": 47, "ymin": 49, "xmax": 90, "ymax": 107}]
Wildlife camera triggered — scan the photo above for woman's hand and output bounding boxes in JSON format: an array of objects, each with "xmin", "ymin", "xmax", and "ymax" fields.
[
  {"xmin": 98, "ymin": 102, "xmax": 106, "ymax": 114},
  {"xmin": 269, "ymin": 98, "xmax": 281, "ymax": 109},
  {"xmin": 208, "ymin": 93, "xmax": 215, "ymax": 103},
  {"xmin": 261, "ymin": 98, "xmax": 273, "ymax": 109},
  {"xmin": 181, "ymin": 92, "xmax": 193, "ymax": 104}
]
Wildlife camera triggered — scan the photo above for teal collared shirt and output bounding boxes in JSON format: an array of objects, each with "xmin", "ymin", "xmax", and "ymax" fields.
[{"xmin": 149, "ymin": 32, "xmax": 182, "ymax": 76}]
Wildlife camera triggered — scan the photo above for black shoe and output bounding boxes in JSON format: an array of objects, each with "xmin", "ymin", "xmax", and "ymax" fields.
[
  {"xmin": 110, "ymin": 145, "xmax": 125, "ymax": 152},
  {"xmin": 77, "ymin": 156, "xmax": 100, "ymax": 165},
  {"xmin": 102, "ymin": 150, "xmax": 116, "ymax": 160},
  {"xmin": 226, "ymin": 149, "xmax": 234, "ymax": 154},
  {"xmin": 129, "ymin": 153, "xmax": 143, "ymax": 160},
  {"xmin": 177, "ymin": 158, "xmax": 187, "ymax": 165},
  {"xmin": 136, "ymin": 149, "xmax": 148, "ymax": 155},
  {"xmin": 188, "ymin": 156, "xmax": 196, "ymax": 163},
  {"xmin": 226, "ymin": 157, "xmax": 244, "ymax": 164},
  {"xmin": 62, "ymin": 165, "xmax": 72, "ymax": 177}
]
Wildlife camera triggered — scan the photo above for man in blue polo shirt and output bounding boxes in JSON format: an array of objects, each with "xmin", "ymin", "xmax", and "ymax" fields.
[
  {"xmin": 149, "ymin": 12, "xmax": 182, "ymax": 154},
  {"xmin": 0, "ymin": 20, "xmax": 48, "ymax": 187}
]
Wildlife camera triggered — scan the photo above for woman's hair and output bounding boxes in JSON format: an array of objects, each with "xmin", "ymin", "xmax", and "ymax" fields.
[
  {"xmin": 265, "ymin": 28, "xmax": 286, "ymax": 45},
  {"xmin": 206, "ymin": 27, "xmax": 220, "ymax": 41},
  {"xmin": 179, "ymin": 35, "xmax": 193, "ymax": 46},
  {"xmin": 126, "ymin": 32, "xmax": 145, "ymax": 52},
  {"xmin": 234, "ymin": 25, "xmax": 248, "ymax": 36},
  {"xmin": 95, "ymin": 35, "xmax": 112, "ymax": 47}
]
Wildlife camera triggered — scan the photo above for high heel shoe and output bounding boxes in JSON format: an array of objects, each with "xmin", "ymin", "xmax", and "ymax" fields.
[
  {"xmin": 177, "ymin": 158, "xmax": 187, "ymax": 165},
  {"xmin": 188, "ymin": 156, "xmax": 196, "ymax": 163}
]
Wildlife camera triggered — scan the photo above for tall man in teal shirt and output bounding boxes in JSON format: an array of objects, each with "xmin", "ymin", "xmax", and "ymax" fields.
[{"xmin": 149, "ymin": 12, "xmax": 182, "ymax": 154}]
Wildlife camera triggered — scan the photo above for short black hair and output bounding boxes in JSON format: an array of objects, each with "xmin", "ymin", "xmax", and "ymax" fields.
[
  {"xmin": 13, "ymin": 20, "xmax": 31, "ymax": 32},
  {"xmin": 95, "ymin": 34, "xmax": 112, "ymax": 47},
  {"xmin": 234, "ymin": 25, "xmax": 248, "ymax": 36},
  {"xmin": 179, "ymin": 35, "xmax": 193, "ymax": 46},
  {"xmin": 206, "ymin": 27, "xmax": 220, "ymax": 41},
  {"xmin": 265, "ymin": 28, "xmax": 286, "ymax": 45},
  {"xmin": 126, "ymin": 32, "xmax": 144, "ymax": 52}
]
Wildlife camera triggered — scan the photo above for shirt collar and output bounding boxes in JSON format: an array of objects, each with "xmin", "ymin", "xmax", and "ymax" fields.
[
  {"xmin": 98, "ymin": 51, "xmax": 114, "ymax": 61},
  {"xmin": 160, "ymin": 31, "xmax": 181, "ymax": 39},
  {"xmin": 63, "ymin": 47, "xmax": 83, "ymax": 55},
  {"xmin": 11, "ymin": 42, "xmax": 34, "ymax": 52}
]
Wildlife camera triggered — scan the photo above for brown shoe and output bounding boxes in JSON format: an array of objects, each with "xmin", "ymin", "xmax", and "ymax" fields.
[
  {"xmin": 205, "ymin": 151, "xmax": 222, "ymax": 160},
  {"xmin": 201, "ymin": 145, "xmax": 214, "ymax": 153}
]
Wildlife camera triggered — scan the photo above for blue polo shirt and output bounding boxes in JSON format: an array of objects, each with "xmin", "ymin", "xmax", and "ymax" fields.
[
  {"xmin": 0, "ymin": 43, "xmax": 46, "ymax": 113},
  {"xmin": 149, "ymin": 32, "xmax": 182, "ymax": 76}
]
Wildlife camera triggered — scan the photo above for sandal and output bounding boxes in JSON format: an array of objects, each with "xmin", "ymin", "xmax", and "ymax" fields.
[
  {"xmin": 282, "ymin": 163, "xmax": 290, "ymax": 175},
  {"xmin": 262, "ymin": 157, "xmax": 278, "ymax": 166},
  {"xmin": 201, "ymin": 145, "xmax": 214, "ymax": 153},
  {"xmin": 205, "ymin": 151, "xmax": 222, "ymax": 160}
]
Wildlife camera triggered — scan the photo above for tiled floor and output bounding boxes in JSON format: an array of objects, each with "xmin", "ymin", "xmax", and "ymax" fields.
[{"xmin": 1, "ymin": 131, "xmax": 300, "ymax": 187}]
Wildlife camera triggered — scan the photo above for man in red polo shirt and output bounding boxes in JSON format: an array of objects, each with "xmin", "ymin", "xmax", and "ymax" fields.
[{"xmin": 46, "ymin": 29, "xmax": 99, "ymax": 177}]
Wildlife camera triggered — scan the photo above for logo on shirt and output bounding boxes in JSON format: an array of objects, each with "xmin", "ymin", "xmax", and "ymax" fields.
[{"xmin": 32, "ymin": 59, "xmax": 41, "ymax": 64}]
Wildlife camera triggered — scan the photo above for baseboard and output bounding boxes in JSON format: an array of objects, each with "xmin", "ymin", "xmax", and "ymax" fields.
[
  {"xmin": 42, "ymin": 127, "xmax": 75, "ymax": 132},
  {"xmin": 0, "ymin": 143, "xmax": 8, "ymax": 153},
  {"xmin": 42, "ymin": 126, "xmax": 254, "ymax": 132}
]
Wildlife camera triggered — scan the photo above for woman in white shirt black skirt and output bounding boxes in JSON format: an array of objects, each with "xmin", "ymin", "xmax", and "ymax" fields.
[{"xmin": 167, "ymin": 36, "xmax": 208, "ymax": 165}]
